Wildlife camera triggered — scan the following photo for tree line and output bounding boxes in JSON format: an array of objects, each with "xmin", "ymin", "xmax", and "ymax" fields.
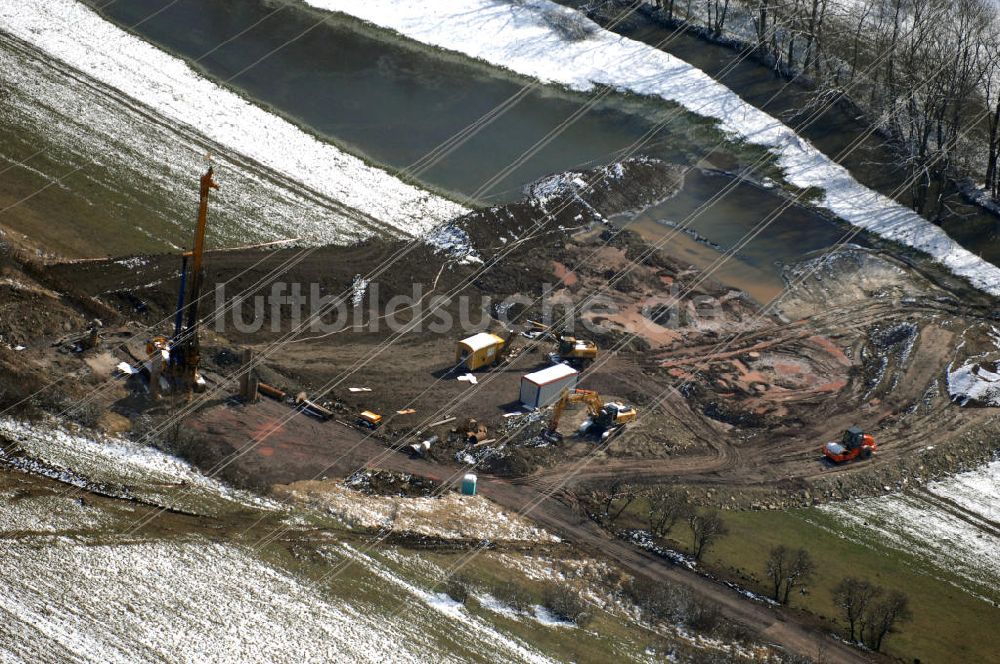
[
  {"xmin": 591, "ymin": 481, "xmax": 912, "ymax": 652},
  {"xmin": 591, "ymin": 482, "xmax": 730, "ymax": 560},
  {"xmin": 645, "ymin": 0, "xmax": 1000, "ymax": 215}
]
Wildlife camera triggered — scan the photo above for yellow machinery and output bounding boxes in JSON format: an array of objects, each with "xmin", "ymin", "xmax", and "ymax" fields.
[
  {"xmin": 464, "ymin": 418, "xmax": 488, "ymax": 443},
  {"xmin": 145, "ymin": 335, "xmax": 171, "ymax": 370},
  {"xmin": 547, "ymin": 388, "xmax": 636, "ymax": 440},
  {"xmin": 528, "ymin": 320, "xmax": 598, "ymax": 365},
  {"xmin": 358, "ymin": 410, "xmax": 383, "ymax": 428}
]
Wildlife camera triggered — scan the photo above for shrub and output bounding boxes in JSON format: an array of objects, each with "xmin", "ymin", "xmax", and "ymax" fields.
[
  {"xmin": 444, "ymin": 575, "xmax": 471, "ymax": 604},
  {"xmin": 541, "ymin": 584, "xmax": 593, "ymax": 627},
  {"xmin": 624, "ymin": 579, "xmax": 722, "ymax": 633},
  {"xmin": 490, "ymin": 580, "xmax": 533, "ymax": 613}
]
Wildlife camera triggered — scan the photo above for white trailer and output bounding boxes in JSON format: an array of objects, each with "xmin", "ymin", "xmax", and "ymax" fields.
[{"xmin": 520, "ymin": 363, "xmax": 578, "ymax": 409}]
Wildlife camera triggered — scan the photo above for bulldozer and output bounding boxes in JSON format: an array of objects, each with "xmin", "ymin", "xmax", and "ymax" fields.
[
  {"xmin": 358, "ymin": 410, "xmax": 383, "ymax": 429},
  {"xmin": 823, "ymin": 426, "xmax": 877, "ymax": 463},
  {"xmin": 527, "ymin": 320, "xmax": 598, "ymax": 366},
  {"xmin": 546, "ymin": 388, "xmax": 636, "ymax": 441}
]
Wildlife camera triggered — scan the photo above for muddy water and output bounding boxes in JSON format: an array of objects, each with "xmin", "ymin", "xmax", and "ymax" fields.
[
  {"xmin": 613, "ymin": 170, "xmax": 862, "ymax": 303},
  {"xmin": 82, "ymin": 0, "xmax": 756, "ymax": 203},
  {"xmin": 77, "ymin": 0, "xmax": 863, "ymax": 294},
  {"xmin": 56, "ymin": 0, "xmax": 995, "ymax": 282}
]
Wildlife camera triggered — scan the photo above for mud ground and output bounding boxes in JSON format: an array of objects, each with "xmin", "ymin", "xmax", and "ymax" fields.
[{"xmin": 2, "ymin": 157, "xmax": 998, "ymax": 513}]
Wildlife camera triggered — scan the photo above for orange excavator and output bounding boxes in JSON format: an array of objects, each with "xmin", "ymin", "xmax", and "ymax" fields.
[
  {"xmin": 547, "ymin": 388, "xmax": 637, "ymax": 441},
  {"xmin": 823, "ymin": 426, "xmax": 877, "ymax": 463}
]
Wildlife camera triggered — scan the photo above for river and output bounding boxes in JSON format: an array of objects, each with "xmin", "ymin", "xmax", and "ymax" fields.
[{"xmin": 70, "ymin": 0, "xmax": 873, "ymax": 297}]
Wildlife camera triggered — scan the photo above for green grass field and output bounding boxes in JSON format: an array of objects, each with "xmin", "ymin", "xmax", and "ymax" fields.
[{"xmin": 615, "ymin": 503, "xmax": 1000, "ymax": 663}]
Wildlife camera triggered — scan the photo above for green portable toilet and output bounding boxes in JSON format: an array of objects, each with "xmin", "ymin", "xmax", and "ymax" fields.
[{"xmin": 461, "ymin": 473, "xmax": 477, "ymax": 496}]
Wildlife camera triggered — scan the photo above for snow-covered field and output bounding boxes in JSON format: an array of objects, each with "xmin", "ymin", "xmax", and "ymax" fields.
[
  {"xmin": 0, "ymin": 537, "xmax": 476, "ymax": 663},
  {"xmin": 0, "ymin": 0, "xmax": 466, "ymax": 245},
  {"xmin": 0, "ymin": 418, "xmax": 279, "ymax": 515},
  {"xmin": 310, "ymin": 0, "xmax": 1000, "ymax": 297},
  {"xmin": 818, "ymin": 460, "xmax": 1000, "ymax": 600},
  {"xmin": 0, "ymin": 422, "xmax": 564, "ymax": 662},
  {"xmin": 0, "ymin": 33, "xmax": 372, "ymax": 251}
]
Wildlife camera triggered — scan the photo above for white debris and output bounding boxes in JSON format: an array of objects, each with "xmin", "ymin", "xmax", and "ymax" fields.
[
  {"xmin": 947, "ymin": 361, "xmax": 1000, "ymax": 406},
  {"xmin": 115, "ymin": 361, "xmax": 138, "ymax": 375},
  {"xmin": 457, "ymin": 373, "xmax": 479, "ymax": 385}
]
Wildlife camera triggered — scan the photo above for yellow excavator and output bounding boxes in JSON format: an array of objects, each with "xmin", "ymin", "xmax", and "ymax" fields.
[
  {"xmin": 527, "ymin": 320, "xmax": 598, "ymax": 366},
  {"xmin": 546, "ymin": 388, "xmax": 637, "ymax": 441}
]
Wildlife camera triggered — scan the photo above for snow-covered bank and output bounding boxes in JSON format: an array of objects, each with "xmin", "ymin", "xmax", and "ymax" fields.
[
  {"xmin": 0, "ymin": 34, "xmax": 362, "ymax": 250},
  {"xmin": 310, "ymin": 0, "xmax": 1000, "ymax": 297},
  {"xmin": 0, "ymin": 0, "xmax": 466, "ymax": 239},
  {"xmin": 818, "ymin": 461, "xmax": 1000, "ymax": 598},
  {"xmin": 0, "ymin": 418, "xmax": 279, "ymax": 515}
]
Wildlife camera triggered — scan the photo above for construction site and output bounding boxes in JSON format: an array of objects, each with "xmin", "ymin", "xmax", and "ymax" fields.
[
  {"xmin": 9, "ymin": 155, "xmax": 993, "ymax": 502},
  {"xmin": 3, "ymin": 150, "xmax": 1000, "ymax": 657},
  {"xmin": 3, "ymin": 1, "xmax": 1000, "ymax": 662}
]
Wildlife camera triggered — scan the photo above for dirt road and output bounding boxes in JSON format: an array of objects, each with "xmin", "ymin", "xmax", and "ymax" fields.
[
  {"xmin": 192, "ymin": 399, "xmax": 868, "ymax": 662},
  {"xmin": 476, "ymin": 476, "xmax": 870, "ymax": 664}
]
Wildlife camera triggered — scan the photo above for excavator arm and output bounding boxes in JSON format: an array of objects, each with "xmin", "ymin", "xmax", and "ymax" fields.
[
  {"xmin": 548, "ymin": 388, "xmax": 605, "ymax": 435},
  {"xmin": 548, "ymin": 389, "xmax": 570, "ymax": 433}
]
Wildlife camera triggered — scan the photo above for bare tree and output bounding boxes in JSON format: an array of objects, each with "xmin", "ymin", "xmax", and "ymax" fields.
[
  {"xmin": 832, "ymin": 577, "xmax": 880, "ymax": 643},
  {"xmin": 608, "ymin": 481, "xmax": 639, "ymax": 525},
  {"xmin": 686, "ymin": 508, "xmax": 729, "ymax": 561},
  {"xmin": 593, "ymin": 480, "xmax": 638, "ymax": 526},
  {"xmin": 865, "ymin": 589, "xmax": 912, "ymax": 652},
  {"xmin": 646, "ymin": 486, "xmax": 689, "ymax": 538},
  {"xmin": 765, "ymin": 545, "xmax": 816, "ymax": 605},
  {"xmin": 981, "ymin": 23, "xmax": 1000, "ymax": 197},
  {"xmin": 706, "ymin": 0, "xmax": 731, "ymax": 36}
]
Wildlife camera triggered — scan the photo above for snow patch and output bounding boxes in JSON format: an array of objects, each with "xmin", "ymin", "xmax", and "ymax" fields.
[
  {"xmin": 335, "ymin": 545, "xmax": 559, "ymax": 664},
  {"xmin": 351, "ymin": 274, "xmax": 369, "ymax": 308},
  {"xmin": 947, "ymin": 361, "xmax": 1000, "ymax": 406},
  {"xmin": 423, "ymin": 224, "xmax": 483, "ymax": 264}
]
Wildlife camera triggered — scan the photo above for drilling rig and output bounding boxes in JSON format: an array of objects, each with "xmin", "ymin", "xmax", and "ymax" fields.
[{"xmin": 167, "ymin": 165, "xmax": 219, "ymax": 394}]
